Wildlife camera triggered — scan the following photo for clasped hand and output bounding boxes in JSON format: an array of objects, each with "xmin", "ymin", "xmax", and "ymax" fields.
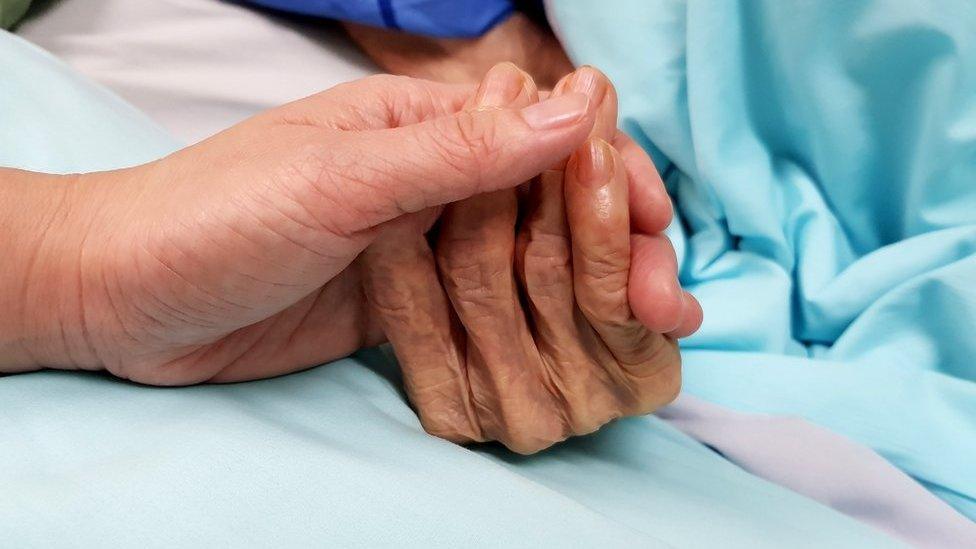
[{"xmin": 6, "ymin": 63, "xmax": 700, "ymax": 454}]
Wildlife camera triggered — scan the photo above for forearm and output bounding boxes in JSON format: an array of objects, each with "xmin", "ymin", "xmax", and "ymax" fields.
[
  {"xmin": 343, "ymin": 13, "xmax": 573, "ymax": 88},
  {"xmin": 0, "ymin": 168, "xmax": 98, "ymax": 372}
]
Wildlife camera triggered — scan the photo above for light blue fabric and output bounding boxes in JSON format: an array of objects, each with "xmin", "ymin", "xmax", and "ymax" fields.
[
  {"xmin": 549, "ymin": 0, "xmax": 976, "ymax": 519},
  {"xmin": 0, "ymin": 30, "xmax": 896, "ymax": 547}
]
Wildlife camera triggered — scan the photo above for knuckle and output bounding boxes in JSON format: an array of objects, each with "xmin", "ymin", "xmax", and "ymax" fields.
[
  {"xmin": 522, "ymin": 238, "xmax": 572, "ymax": 295},
  {"xmin": 429, "ymin": 111, "xmax": 502, "ymax": 185},
  {"xmin": 580, "ymin": 293, "xmax": 632, "ymax": 326},
  {"xmin": 575, "ymin": 246, "xmax": 631, "ymax": 323},
  {"xmin": 499, "ymin": 410, "xmax": 568, "ymax": 455},
  {"xmin": 577, "ymin": 284, "xmax": 632, "ymax": 326},
  {"xmin": 650, "ymin": 362, "xmax": 682, "ymax": 409},
  {"xmin": 435, "ymin": 241, "xmax": 513, "ymax": 313},
  {"xmin": 555, "ymin": 373, "xmax": 625, "ymax": 436},
  {"xmin": 437, "ymin": 249, "xmax": 509, "ymax": 306},
  {"xmin": 421, "ymin": 418, "xmax": 477, "ymax": 445},
  {"xmin": 363, "ymin": 73, "xmax": 410, "ymax": 90},
  {"xmin": 570, "ymin": 406, "xmax": 622, "ymax": 437},
  {"xmin": 580, "ymin": 244, "xmax": 630, "ymax": 283},
  {"xmin": 504, "ymin": 428, "xmax": 555, "ymax": 455},
  {"xmin": 411, "ymin": 389, "xmax": 482, "ymax": 444},
  {"xmin": 624, "ymin": 337, "xmax": 682, "ymax": 414}
]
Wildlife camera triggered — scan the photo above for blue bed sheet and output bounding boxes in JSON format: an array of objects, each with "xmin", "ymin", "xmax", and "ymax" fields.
[{"xmin": 548, "ymin": 0, "xmax": 976, "ymax": 519}]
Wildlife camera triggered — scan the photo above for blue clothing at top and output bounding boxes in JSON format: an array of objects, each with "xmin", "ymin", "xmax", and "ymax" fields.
[{"xmin": 243, "ymin": 0, "xmax": 514, "ymax": 38}]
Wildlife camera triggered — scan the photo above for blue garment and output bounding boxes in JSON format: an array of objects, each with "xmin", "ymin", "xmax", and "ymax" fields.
[
  {"xmin": 549, "ymin": 0, "xmax": 976, "ymax": 519},
  {"xmin": 0, "ymin": 29, "xmax": 897, "ymax": 547},
  {"xmin": 243, "ymin": 0, "xmax": 513, "ymax": 38}
]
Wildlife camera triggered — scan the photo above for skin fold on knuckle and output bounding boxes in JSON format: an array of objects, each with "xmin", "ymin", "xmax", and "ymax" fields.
[
  {"xmin": 500, "ymin": 418, "xmax": 564, "ymax": 455},
  {"xmin": 436, "ymin": 232, "xmax": 514, "ymax": 315},
  {"xmin": 556, "ymin": 373, "xmax": 624, "ymax": 436},
  {"xmin": 577, "ymin": 279, "xmax": 632, "ymax": 328},
  {"xmin": 287, "ymin": 144, "xmax": 392, "ymax": 236},
  {"xmin": 413, "ymin": 390, "xmax": 482, "ymax": 444},
  {"xmin": 522, "ymin": 236, "xmax": 573, "ymax": 300},
  {"xmin": 464, "ymin": 349, "xmax": 568, "ymax": 455},
  {"xmin": 428, "ymin": 110, "xmax": 503, "ymax": 192},
  {"xmin": 619, "ymin": 335, "xmax": 682, "ymax": 414}
]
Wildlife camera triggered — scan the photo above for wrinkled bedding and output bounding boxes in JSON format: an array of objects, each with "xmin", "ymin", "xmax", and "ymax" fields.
[{"xmin": 547, "ymin": 0, "xmax": 976, "ymax": 521}]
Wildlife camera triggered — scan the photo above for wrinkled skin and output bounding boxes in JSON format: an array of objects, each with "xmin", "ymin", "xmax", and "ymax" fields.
[
  {"xmin": 5, "ymin": 61, "xmax": 701, "ymax": 454},
  {"xmin": 5, "ymin": 68, "xmax": 602, "ymax": 384},
  {"xmin": 344, "ymin": 13, "xmax": 574, "ymax": 88},
  {"xmin": 363, "ymin": 65, "xmax": 701, "ymax": 454}
]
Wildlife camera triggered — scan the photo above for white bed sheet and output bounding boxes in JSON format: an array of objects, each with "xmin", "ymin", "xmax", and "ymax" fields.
[{"xmin": 19, "ymin": 0, "xmax": 377, "ymax": 144}]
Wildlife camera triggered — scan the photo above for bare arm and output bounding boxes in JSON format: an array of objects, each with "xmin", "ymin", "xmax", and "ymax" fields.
[{"xmin": 343, "ymin": 12, "xmax": 574, "ymax": 87}]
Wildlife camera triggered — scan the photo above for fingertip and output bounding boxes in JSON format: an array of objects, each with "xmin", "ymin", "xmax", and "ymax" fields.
[
  {"xmin": 520, "ymin": 92, "xmax": 592, "ymax": 131},
  {"xmin": 473, "ymin": 62, "xmax": 538, "ymax": 109},
  {"xmin": 630, "ymin": 186, "xmax": 673, "ymax": 235},
  {"xmin": 564, "ymin": 137, "xmax": 629, "ymax": 243},
  {"xmin": 615, "ymin": 132, "xmax": 672, "ymax": 234},
  {"xmin": 628, "ymin": 234, "xmax": 684, "ymax": 334},
  {"xmin": 553, "ymin": 66, "xmax": 618, "ymax": 143},
  {"xmin": 629, "ymin": 271, "xmax": 685, "ymax": 334},
  {"xmin": 667, "ymin": 291, "xmax": 703, "ymax": 339}
]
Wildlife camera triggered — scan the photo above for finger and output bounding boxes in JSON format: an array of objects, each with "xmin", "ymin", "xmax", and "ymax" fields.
[
  {"xmin": 437, "ymin": 189, "xmax": 567, "ymax": 454},
  {"xmin": 361, "ymin": 228, "xmax": 483, "ymax": 443},
  {"xmin": 671, "ymin": 291, "xmax": 703, "ymax": 338},
  {"xmin": 358, "ymin": 63, "xmax": 542, "ymax": 444},
  {"xmin": 565, "ymin": 139, "xmax": 682, "ymax": 411},
  {"xmin": 316, "ymin": 86, "xmax": 596, "ymax": 235},
  {"xmin": 435, "ymin": 64, "xmax": 568, "ymax": 454},
  {"xmin": 515, "ymin": 66, "xmax": 617, "ymax": 321},
  {"xmin": 627, "ymin": 233, "xmax": 686, "ymax": 334},
  {"xmin": 612, "ymin": 131, "xmax": 673, "ymax": 234},
  {"xmin": 565, "ymin": 138, "xmax": 648, "ymax": 362},
  {"xmin": 629, "ymin": 234, "xmax": 702, "ymax": 338},
  {"xmin": 516, "ymin": 168, "xmax": 627, "ymax": 435},
  {"xmin": 270, "ymin": 75, "xmax": 475, "ymax": 130},
  {"xmin": 550, "ymin": 66, "xmax": 618, "ymax": 160},
  {"xmin": 515, "ymin": 67, "xmax": 627, "ymax": 435}
]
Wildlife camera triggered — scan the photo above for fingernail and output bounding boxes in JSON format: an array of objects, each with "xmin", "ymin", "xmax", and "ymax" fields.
[
  {"xmin": 476, "ymin": 62, "xmax": 526, "ymax": 108},
  {"xmin": 567, "ymin": 66, "xmax": 606, "ymax": 103},
  {"xmin": 521, "ymin": 93, "xmax": 589, "ymax": 130},
  {"xmin": 575, "ymin": 138, "xmax": 612, "ymax": 186}
]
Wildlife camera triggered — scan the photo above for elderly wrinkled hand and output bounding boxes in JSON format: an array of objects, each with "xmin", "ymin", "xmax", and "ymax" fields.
[
  {"xmin": 3, "ymin": 62, "xmax": 700, "ymax": 454},
  {"xmin": 363, "ymin": 64, "xmax": 701, "ymax": 454}
]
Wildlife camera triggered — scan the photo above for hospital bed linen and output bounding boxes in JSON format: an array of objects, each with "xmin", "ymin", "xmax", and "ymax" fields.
[
  {"xmin": 661, "ymin": 396, "xmax": 976, "ymax": 546},
  {"xmin": 17, "ymin": 0, "xmax": 377, "ymax": 144},
  {"xmin": 548, "ymin": 0, "xmax": 976, "ymax": 521}
]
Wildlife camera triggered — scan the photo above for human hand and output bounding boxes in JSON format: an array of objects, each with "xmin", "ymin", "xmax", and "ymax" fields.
[
  {"xmin": 362, "ymin": 64, "xmax": 702, "ymax": 454},
  {"xmin": 344, "ymin": 12, "xmax": 574, "ymax": 88},
  {"xmin": 4, "ymin": 70, "xmax": 600, "ymax": 384}
]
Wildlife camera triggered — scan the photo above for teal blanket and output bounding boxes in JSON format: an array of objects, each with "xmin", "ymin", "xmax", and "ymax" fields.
[
  {"xmin": 549, "ymin": 0, "xmax": 976, "ymax": 518},
  {"xmin": 0, "ymin": 29, "xmax": 898, "ymax": 548}
]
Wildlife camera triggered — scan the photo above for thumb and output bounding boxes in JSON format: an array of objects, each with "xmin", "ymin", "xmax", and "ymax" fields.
[{"xmin": 322, "ymin": 87, "xmax": 595, "ymax": 233}]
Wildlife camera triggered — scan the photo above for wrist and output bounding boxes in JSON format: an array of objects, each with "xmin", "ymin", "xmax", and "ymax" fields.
[{"xmin": 0, "ymin": 168, "xmax": 106, "ymax": 372}]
